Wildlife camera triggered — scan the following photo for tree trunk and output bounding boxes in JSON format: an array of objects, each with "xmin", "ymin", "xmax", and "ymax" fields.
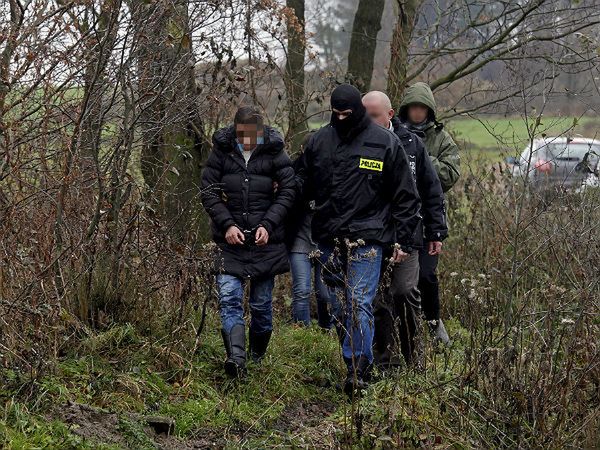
[
  {"xmin": 347, "ymin": 0, "xmax": 385, "ymax": 92},
  {"xmin": 387, "ymin": 0, "xmax": 421, "ymax": 109},
  {"xmin": 285, "ymin": 0, "xmax": 307, "ymax": 155},
  {"xmin": 132, "ymin": 0, "xmax": 203, "ymax": 244}
]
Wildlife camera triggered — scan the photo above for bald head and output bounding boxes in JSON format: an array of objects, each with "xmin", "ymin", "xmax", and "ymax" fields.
[
  {"xmin": 362, "ymin": 91, "xmax": 394, "ymax": 129},
  {"xmin": 363, "ymin": 91, "xmax": 392, "ymax": 110}
]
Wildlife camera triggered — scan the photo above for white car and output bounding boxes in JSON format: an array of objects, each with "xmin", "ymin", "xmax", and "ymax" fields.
[{"xmin": 507, "ymin": 137, "xmax": 600, "ymax": 189}]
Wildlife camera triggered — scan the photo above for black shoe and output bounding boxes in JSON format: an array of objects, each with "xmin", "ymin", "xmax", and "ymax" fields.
[
  {"xmin": 221, "ymin": 325, "xmax": 246, "ymax": 378},
  {"xmin": 344, "ymin": 373, "xmax": 369, "ymax": 396},
  {"xmin": 343, "ymin": 355, "xmax": 372, "ymax": 397},
  {"xmin": 249, "ymin": 330, "xmax": 272, "ymax": 363}
]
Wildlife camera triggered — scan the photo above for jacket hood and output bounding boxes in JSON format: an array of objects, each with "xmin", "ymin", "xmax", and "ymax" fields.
[
  {"xmin": 399, "ymin": 82, "xmax": 437, "ymax": 122},
  {"xmin": 212, "ymin": 125, "xmax": 284, "ymax": 154}
]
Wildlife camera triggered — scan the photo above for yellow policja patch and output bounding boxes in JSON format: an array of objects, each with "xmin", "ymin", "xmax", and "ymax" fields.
[{"xmin": 359, "ymin": 158, "xmax": 383, "ymax": 172}]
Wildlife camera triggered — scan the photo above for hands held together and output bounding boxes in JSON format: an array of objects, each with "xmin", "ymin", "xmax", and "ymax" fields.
[{"xmin": 225, "ymin": 225, "xmax": 269, "ymax": 246}]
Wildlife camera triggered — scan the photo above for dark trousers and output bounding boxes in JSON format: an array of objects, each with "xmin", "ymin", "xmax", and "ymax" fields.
[
  {"xmin": 418, "ymin": 247, "xmax": 440, "ymax": 321},
  {"xmin": 373, "ymin": 252, "xmax": 421, "ymax": 367}
]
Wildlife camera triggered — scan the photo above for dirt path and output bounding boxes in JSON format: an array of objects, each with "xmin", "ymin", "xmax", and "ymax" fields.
[{"xmin": 52, "ymin": 399, "xmax": 340, "ymax": 449}]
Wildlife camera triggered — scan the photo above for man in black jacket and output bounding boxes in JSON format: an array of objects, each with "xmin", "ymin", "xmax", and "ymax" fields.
[
  {"xmin": 295, "ymin": 84, "xmax": 421, "ymax": 394},
  {"xmin": 363, "ymin": 90, "xmax": 448, "ymax": 368},
  {"xmin": 201, "ymin": 106, "xmax": 295, "ymax": 377}
]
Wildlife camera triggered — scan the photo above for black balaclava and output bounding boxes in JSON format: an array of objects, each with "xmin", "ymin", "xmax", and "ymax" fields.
[{"xmin": 330, "ymin": 84, "xmax": 367, "ymax": 139}]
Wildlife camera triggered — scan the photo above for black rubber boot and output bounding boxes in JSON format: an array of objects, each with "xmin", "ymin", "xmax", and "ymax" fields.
[
  {"xmin": 248, "ymin": 330, "xmax": 272, "ymax": 363},
  {"xmin": 343, "ymin": 355, "xmax": 372, "ymax": 397},
  {"xmin": 221, "ymin": 324, "xmax": 246, "ymax": 378}
]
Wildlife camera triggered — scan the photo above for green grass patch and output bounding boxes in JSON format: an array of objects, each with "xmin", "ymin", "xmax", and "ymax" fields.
[
  {"xmin": 0, "ymin": 319, "xmax": 345, "ymax": 447},
  {"xmin": 447, "ymin": 115, "xmax": 600, "ymax": 161}
]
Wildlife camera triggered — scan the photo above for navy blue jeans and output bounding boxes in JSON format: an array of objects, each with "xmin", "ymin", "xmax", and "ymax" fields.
[
  {"xmin": 289, "ymin": 252, "xmax": 341, "ymax": 328},
  {"xmin": 317, "ymin": 243, "xmax": 383, "ymax": 365},
  {"xmin": 216, "ymin": 274, "xmax": 274, "ymax": 334}
]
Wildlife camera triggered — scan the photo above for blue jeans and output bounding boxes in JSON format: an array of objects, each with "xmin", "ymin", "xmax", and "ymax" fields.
[
  {"xmin": 289, "ymin": 252, "xmax": 341, "ymax": 328},
  {"xmin": 317, "ymin": 243, "xmax": 383, "ymax": 365},
  {"xmin": 216, "ymin": 274, "xmax": 274, "ymax": 334}
]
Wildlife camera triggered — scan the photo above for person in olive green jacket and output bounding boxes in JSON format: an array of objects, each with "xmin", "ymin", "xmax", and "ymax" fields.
[{"xmin": 399, "ymin": 81, "xmax": 461, "ymax": 345}]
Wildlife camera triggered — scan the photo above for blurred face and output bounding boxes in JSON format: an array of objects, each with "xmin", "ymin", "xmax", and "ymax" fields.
[
  {"xmin": 235, "ymin": 123, "xmax": 264, "ymax": 151},
  {"xmin": 407, "ymin": 104, "xmax": 429, "ymax": 124},
  {"xmin": 363, "ymin": 98, "xmax": 394, "ymax": 128}
]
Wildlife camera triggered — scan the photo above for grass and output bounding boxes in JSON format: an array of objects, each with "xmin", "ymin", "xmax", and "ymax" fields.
[
  {"xmin": 447, "ymin": 115, "xmax": 600, "ymax": 162},
  {"xmin": 0, "ymin": 312, "xmax": 484, "ymax": 448},
  {"xmin": 0, "ymin": 401, "xmax": 119, "ymax": 449},
  {"xmin": 0, "ymin": 315, "xmax": 348, "ymax": 448},
  {"xmin": 2, "ymin": 285, "xmax": 596, "ymax": 447}
]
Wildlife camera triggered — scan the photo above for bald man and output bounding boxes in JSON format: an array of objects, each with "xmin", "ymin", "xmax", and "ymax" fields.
[{"xmin": 363, "ymin": 91, "xmax": 448, "ymax": 368}]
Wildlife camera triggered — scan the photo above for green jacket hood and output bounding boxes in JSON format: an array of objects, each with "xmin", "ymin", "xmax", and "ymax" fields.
[{"xmin": 399, "ymin": 82, "xmax": 437, "ymax": 121}]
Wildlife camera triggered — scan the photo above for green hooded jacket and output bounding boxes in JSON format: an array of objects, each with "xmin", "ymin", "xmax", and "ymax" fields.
[{"xmin": 399, "ymin": 82, "xmax": 460, "ymax": 192}]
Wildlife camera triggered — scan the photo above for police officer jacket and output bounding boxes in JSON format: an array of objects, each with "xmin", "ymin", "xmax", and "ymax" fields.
[{"xmin": 296, "ymin": 121, "xmax": 421, "ymax": 251}]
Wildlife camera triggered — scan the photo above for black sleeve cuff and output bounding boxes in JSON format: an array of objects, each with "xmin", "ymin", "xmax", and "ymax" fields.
[
  {"xmin": 221, "ymin": 218, "xmax": 236, "ymax": 232},
  {"xmin": 259, "ymin": 221, "xmax": 274, "ymax": 235}
]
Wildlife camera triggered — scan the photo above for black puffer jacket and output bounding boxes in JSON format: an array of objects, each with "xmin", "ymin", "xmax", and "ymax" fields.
[
  {"xmin": 391, "ymin": 116, "xmax": 448, "ymax": 246},
  {"xmin": 201, "ymin": 125, "xmax": 295, "ymax": 279},
  {"xmin": 296, "ymin": 121, "xmax": 421, "ymax": 251}
]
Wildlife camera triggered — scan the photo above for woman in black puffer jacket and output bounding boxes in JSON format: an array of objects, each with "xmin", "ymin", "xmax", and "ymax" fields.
[{"xmin": 201, "ymin": 106, "xmax": 295, "ymax": 377}]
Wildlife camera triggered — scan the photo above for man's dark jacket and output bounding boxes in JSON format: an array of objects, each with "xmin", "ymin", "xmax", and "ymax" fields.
[
  {"xmin": 201, "ymin": 125, "xmax": 295, "ymax": 279},
  {"xmin": 391, "ymin": 116, "xmax": 448, "ymax": 246},
  {"xmin": 295, "ymin": 121, "xmax": 421, "ymax": 251}
]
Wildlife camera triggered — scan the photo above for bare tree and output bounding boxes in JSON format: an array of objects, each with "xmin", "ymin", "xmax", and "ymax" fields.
[
  {"xmin": 386, "ymin": 0, "xmax": 600, "ymax": 114},
  {"xmin": 284, "ymin": 0, "xmax": 308, "ymax": 153},
  {"xmin": 0, "ymin": 0, "xmax": 27, "ymax": 182},
  {"xmin": 346, "ymin": 0, "xmax": 386, "ymax": 92},
  {"xmin": 387, "ymin": 0, "xmax": 421, "ymax": 108}
]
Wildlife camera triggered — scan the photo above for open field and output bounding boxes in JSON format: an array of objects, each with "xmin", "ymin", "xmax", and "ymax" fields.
[{"xmin": 447, "ymin": 115, "xmax": 600, "ymax": 162}]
